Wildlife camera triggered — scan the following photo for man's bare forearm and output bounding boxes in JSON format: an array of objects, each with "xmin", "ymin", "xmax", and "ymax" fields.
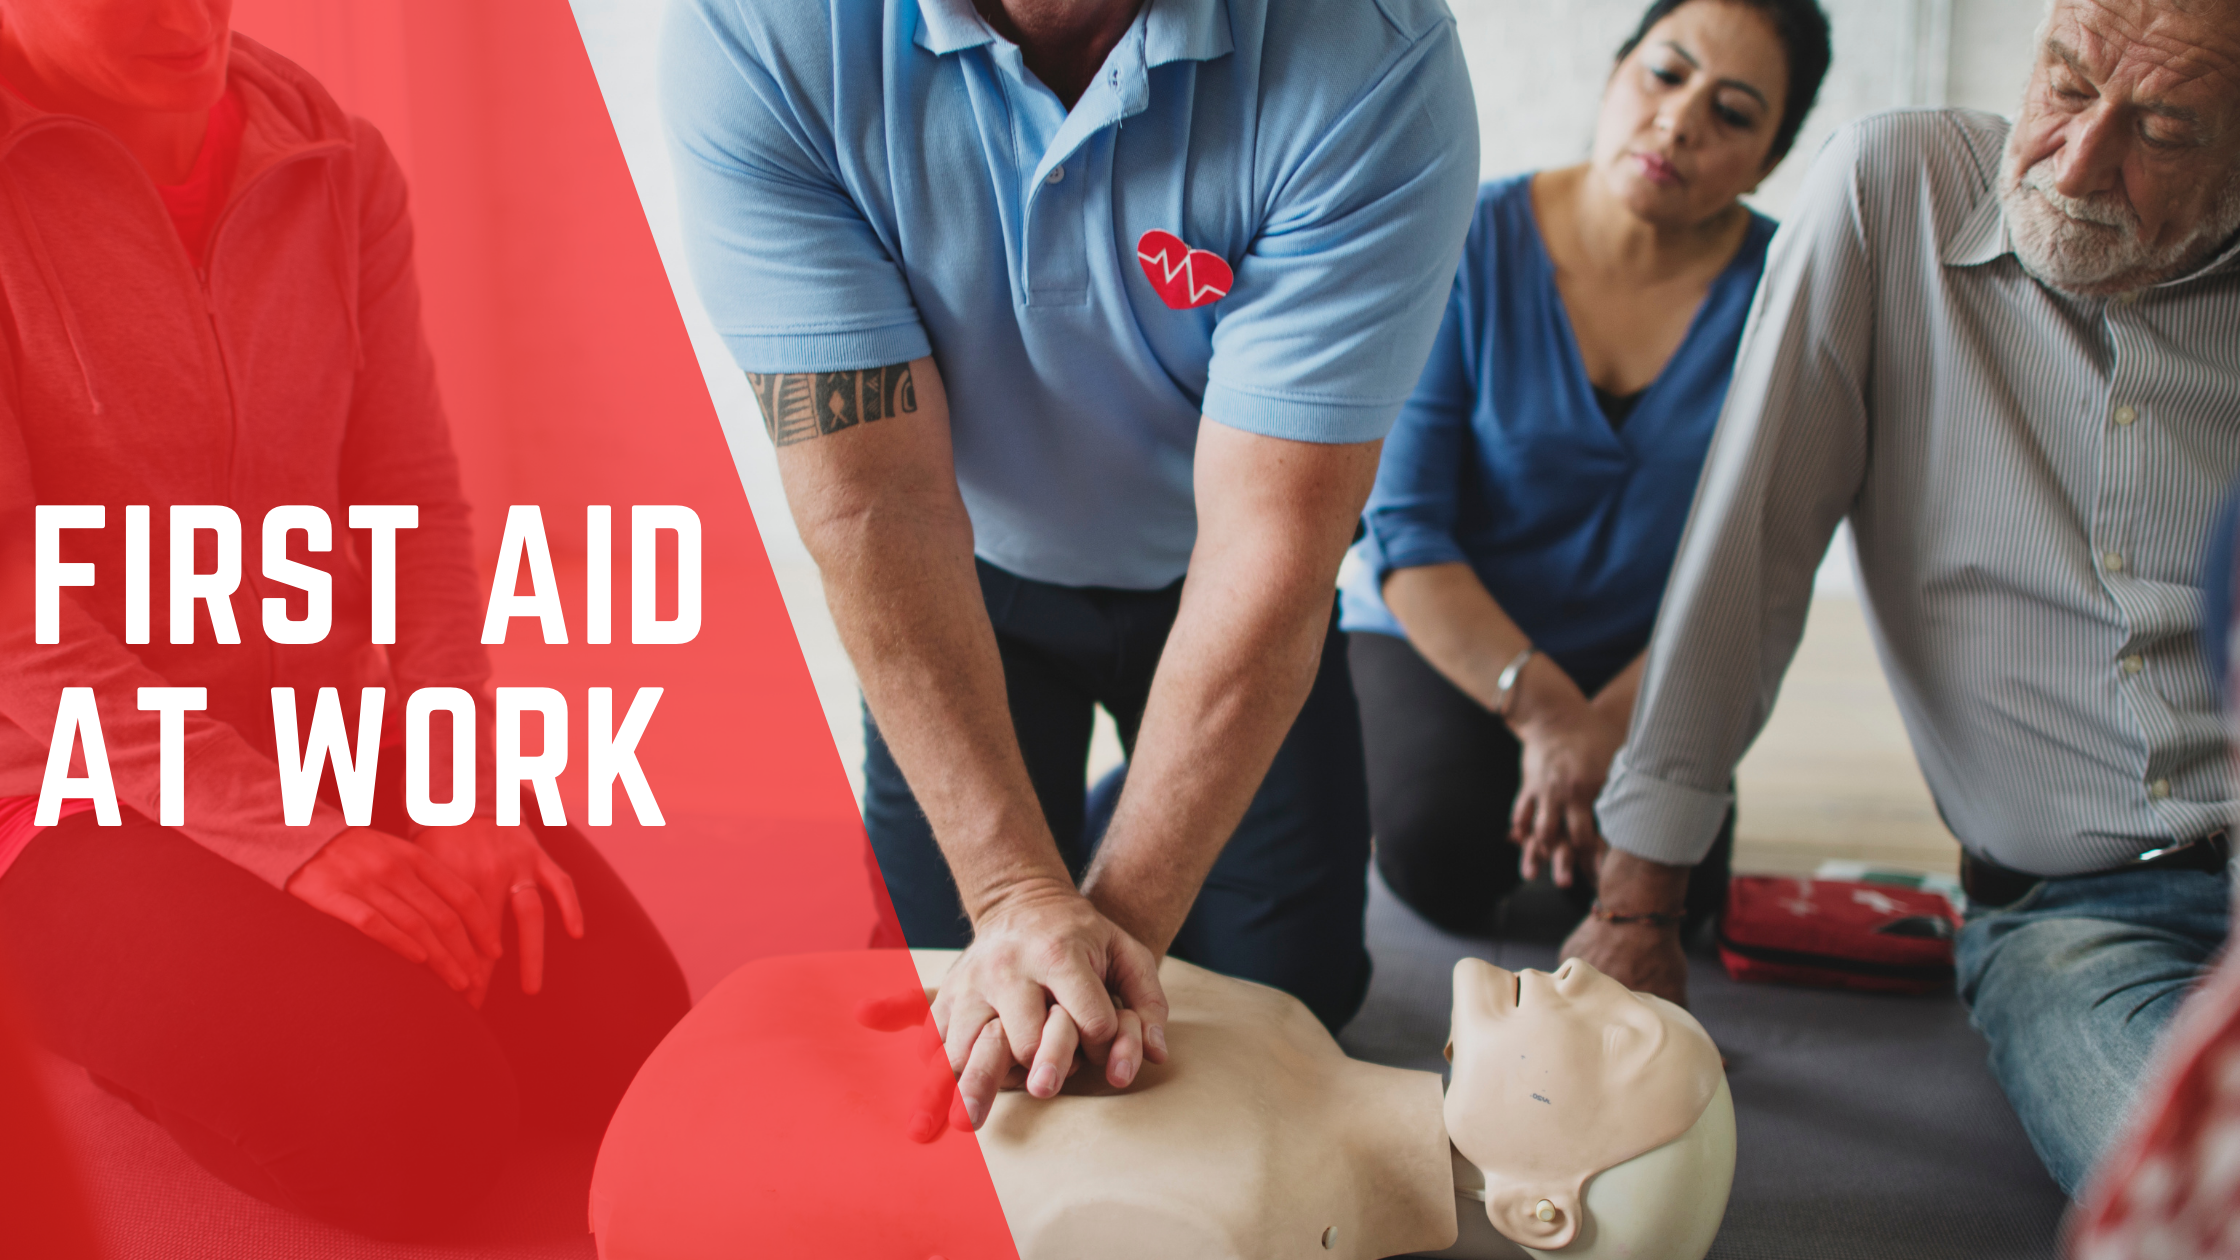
[
  {"xmin": 1081, "ymin": 424, "xmax": 1382, "ymax": 953},
  {"xmin": 755, "ymin": 358, "xmax": 1071, "ymax": 918}
]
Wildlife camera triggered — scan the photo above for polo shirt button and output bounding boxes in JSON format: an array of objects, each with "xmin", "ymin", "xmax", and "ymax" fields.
[
  {"xmin": 1045, "ymin": 165, "xmax": 1065, "ymax": 185},
  {"xmin": 2102, "ymin": 552, "xmax": 2126, "ymax": 573},
  {"xmin": 2114, "ymin": 404, "xmax": 2138, "ymax": 427},
  {"xmin": 2115, "ymin": 291, "xmax": 2139, "ymax": 307},
  {"xmin": 2151, "ymin": 779, "xmax": 2172, "ymax": 799},
  {"xmin": 2121, "ymin": 654, "xmax": 2145, "ymax": 675}
]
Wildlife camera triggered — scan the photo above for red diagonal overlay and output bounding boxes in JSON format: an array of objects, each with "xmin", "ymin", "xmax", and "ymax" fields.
[
  {"xmin": 205, "ymin": 3, "xmax": 1020, "ymax": 1256},
  {"xmin": 0, "ymin": 965, "xmax": 97, "ymax": 1260}
]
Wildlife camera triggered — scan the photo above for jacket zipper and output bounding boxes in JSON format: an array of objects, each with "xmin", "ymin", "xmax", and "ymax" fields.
[
  {"xmin": 199, "ymin": 140, "xmax": 349, "ymax": 500},
  {"xmin": 195, "ymin": 141, "xmax": 348, "ymax": 686}
]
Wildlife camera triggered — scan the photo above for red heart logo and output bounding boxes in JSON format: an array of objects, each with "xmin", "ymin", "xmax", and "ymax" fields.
[{"xmin": 1136, "ymin": 229, "xmax": 1232, "ymax": 310}]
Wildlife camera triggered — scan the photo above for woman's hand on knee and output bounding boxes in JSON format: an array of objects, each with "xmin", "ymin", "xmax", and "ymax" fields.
[
  {"xmin": 286, "ymin": 827, "xmax": 499, "ymax": 1000},
  {"xmin": 412, "ymin": 818, "xmax": 585, "ymax": 999}
]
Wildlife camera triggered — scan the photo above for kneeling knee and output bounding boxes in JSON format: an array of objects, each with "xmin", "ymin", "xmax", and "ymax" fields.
[{"xmin": 1376, "ymin": 846, "xmax": 1496, "ymax": 936}]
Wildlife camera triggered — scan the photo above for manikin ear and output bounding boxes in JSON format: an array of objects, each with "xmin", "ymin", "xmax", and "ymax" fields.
[{"xmin": 1483, "ymin": 1176, "xmax": 1582, "ymax": 1251}]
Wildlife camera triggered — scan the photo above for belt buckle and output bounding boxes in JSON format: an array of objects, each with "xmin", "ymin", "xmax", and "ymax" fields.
[{"xmin": 2133, "ymin": 829, "xmax": 2231, "ymax": 868}]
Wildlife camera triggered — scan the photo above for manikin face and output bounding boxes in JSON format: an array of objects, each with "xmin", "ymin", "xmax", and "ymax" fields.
[
  {"xmin": 0, "ymin": 0, "xmax": 232, "ymax": 114},
  {"xmin": 1444, "ymin": 958, "xmax": 1724, "ymax": 1251},
  {"xmin": 1590, "ymin": 0, "xmax": 1791, "ymax": 228},
  {"xmin": 1999, "ymin": 0, "xmax": 2240, "ymax": 294}
]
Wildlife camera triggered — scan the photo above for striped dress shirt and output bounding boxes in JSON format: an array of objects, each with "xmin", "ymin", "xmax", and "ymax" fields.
[{"xmin": 1598, "ymin": 109, "xmax": 2240, "ymax": 877}]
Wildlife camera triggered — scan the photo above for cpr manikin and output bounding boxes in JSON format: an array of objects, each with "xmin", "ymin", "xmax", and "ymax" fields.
[
  {"xmin": 908, "ymin": 950, "xmax": 1458, "ymax": 1259},
  {"xmin": 913, "ymin": 951, "xmax": 1734, "ymax": 1260},
  {"xmin": 588, "ymin": 951, "xmax": 1734, "ymax": 1259}
]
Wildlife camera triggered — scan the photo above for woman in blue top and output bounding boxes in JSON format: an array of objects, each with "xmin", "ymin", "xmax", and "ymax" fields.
[{"xmin": 1341, "ymin": 0, "xmax": 1830, "ymax": 943}]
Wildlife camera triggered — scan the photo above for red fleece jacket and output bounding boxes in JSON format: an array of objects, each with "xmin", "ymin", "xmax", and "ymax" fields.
[{"xmin": 0, "ymin": 35, "xmax": 492, "ymax": 888}]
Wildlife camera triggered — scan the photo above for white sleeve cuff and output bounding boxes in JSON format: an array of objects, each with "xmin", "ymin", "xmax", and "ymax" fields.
[{"xmin": 1595, "ymin": 749, "xmax": 1736, "ymax": 867}]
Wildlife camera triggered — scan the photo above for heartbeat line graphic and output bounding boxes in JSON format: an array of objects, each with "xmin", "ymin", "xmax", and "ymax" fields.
[{"xmin": 1137, "ymin": 241, "xmax": 1230, "ymax": 304}]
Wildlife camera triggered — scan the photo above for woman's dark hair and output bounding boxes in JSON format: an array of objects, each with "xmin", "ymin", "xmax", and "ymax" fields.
[{"xmin": 1616, "ymin": 0, "xmax": 1833, "ymax": 169}]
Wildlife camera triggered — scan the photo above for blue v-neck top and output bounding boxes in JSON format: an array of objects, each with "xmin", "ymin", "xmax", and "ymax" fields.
[{"xmin": 1339, "ymin": 175, "xmax": 1775, "ymax": 694}]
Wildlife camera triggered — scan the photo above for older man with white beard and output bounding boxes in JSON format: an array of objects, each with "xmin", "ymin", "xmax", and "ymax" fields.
[{"xmin": 1554, "ymin": 0, "xmax": 2240, "ymax": 1196}]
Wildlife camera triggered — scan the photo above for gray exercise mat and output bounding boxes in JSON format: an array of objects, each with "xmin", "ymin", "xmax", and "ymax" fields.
[
  {"xmin": 43, "ymin": 868, "xmax": 2069, "ymax": 1259},
  {"xmin": 1344, "ymin": 871, "xmax": 2071, "ymax": 1260}
]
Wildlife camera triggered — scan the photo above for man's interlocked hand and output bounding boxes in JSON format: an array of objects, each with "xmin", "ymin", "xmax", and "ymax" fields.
[{"xmin": 930, "ymin": 881, "xmax": 1169, "ymax": 1129}]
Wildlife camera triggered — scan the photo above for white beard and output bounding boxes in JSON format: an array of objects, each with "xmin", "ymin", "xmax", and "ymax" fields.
[{"xmin": 1999, "ymin": 138, "xmax": 2240, "ymax": 296}]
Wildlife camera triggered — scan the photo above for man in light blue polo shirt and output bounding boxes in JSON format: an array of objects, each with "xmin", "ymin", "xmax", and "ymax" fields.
[{"xmin": 663, "ymin": 0, "xmax": 1476, "ymax": 1126}]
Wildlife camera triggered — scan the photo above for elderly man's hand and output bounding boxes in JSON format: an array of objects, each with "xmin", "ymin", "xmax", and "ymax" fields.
[
  {"xmin": 1557, "ymin": 847, "xmax": 1693, "ymax": 1007},
  {"xmin": 931, "ymin": 880, "xmax": 1169, "ymax": 1129}
]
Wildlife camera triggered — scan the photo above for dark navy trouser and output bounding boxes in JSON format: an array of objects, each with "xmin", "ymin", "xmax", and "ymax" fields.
[{"xmin": 862, "ymin": 560, "xmax": 1375, "ymax": 1031}]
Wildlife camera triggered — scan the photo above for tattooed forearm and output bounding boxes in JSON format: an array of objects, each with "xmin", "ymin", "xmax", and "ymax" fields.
[{"xmin": 746, "ymin": 363, "xmax": 918, "ymax": 446}]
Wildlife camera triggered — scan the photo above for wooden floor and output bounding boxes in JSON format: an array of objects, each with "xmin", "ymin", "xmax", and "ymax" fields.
[
  {"xmin": 769, "ymin": 561, "xmax": 1958, "ymax": 879},
  {"xmin": 1732, "ymin": 596, "xmax": 1958, "ymax": 878}
]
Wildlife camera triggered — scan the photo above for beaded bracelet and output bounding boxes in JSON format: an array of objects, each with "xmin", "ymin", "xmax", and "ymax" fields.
[{"xmin": 1589, "ymin": 901, "xmax": 1686, "ymax": 929}]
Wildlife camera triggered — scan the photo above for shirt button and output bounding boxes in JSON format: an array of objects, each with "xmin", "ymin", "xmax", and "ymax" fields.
[
  {"xmin": 2115, "ymin": 291, "xmax": 2140, "ymax": 307},
  {"xmin": 2121, "ymin": 654, "xmax": 2145, "ymax": 674},
  {"xmin": 2103, "ymin": 552, "xmax": 2126, "ymax": 573},
  {"xmin": 1045, "ymin": 166, "xmax": 1065, "ymax": 185},
  {"xmin": 2114, "ymin": 404, "xmax": 2138, "ymax": 427},
  {"xmin": 2151, "ymin": 779, "xmax": 2172, "ymax": 799}
]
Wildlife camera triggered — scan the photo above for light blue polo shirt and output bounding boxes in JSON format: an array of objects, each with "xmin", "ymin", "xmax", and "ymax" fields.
[{"xmin": 662, "ymin": 0, "xmax": 1479, "ymax": 589}]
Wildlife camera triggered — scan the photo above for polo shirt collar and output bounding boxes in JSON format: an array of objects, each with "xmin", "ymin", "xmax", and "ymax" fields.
[
  {"xmin": 914, "ymin": 0, "xmax": 997, "ymax": 56},
  {"xmin": 913, "ymin": 0, "xmax": 1231, "ymax": 62},
  {"xmin": 1144, "ymin": 0, "xmax": 1232, "ymax": 66}
]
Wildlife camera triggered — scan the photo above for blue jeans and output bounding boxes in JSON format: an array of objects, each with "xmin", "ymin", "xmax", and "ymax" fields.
[
  {"xmin": 862, "ymin": 560, "xmax": 1375, "ymax": 1031},
  {"xmin": 1956, "ymin": 864, "xmax": 2230, "ymax": 1197}
]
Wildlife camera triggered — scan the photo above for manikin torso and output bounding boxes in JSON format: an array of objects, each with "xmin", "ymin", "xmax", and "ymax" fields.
[
  {"xmin": 912, "ymin": 951, "xmax": 1735, "ymax": 1260},
  {"xmin": 909, "ymin": 951, "xmax": 1458, "ymax": 1259}
]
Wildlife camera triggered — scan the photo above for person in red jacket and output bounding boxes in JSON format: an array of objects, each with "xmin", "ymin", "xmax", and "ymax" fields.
[{"xmin": 0, "ymin": 0, "xmax": 687, "ymax": 1238}]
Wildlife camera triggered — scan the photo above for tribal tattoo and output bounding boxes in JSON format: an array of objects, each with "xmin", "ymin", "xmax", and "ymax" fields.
[{"xmin": 745, "ymin": 363, "xmax": 918, "ymax": 446}]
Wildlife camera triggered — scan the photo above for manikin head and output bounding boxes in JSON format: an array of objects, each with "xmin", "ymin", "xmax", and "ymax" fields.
[
  {"xmin": 1444, "ymin": 958, "xmax": 1735, "ymax": 1258},
  {"xmin": 1999, "ymin": 0, "xmax": 2240, "ymax": 295}
]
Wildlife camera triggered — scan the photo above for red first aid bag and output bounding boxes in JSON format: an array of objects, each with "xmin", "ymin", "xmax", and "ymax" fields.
[{"xmin": 1716, "ymin": 876, "xmax": 1962, "ymax": 994}]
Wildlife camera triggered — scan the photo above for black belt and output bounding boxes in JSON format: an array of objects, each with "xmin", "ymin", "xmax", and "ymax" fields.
[{"xmin": 1960, "ymin": 831, "xmax": 2231, "ymax": 909}]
